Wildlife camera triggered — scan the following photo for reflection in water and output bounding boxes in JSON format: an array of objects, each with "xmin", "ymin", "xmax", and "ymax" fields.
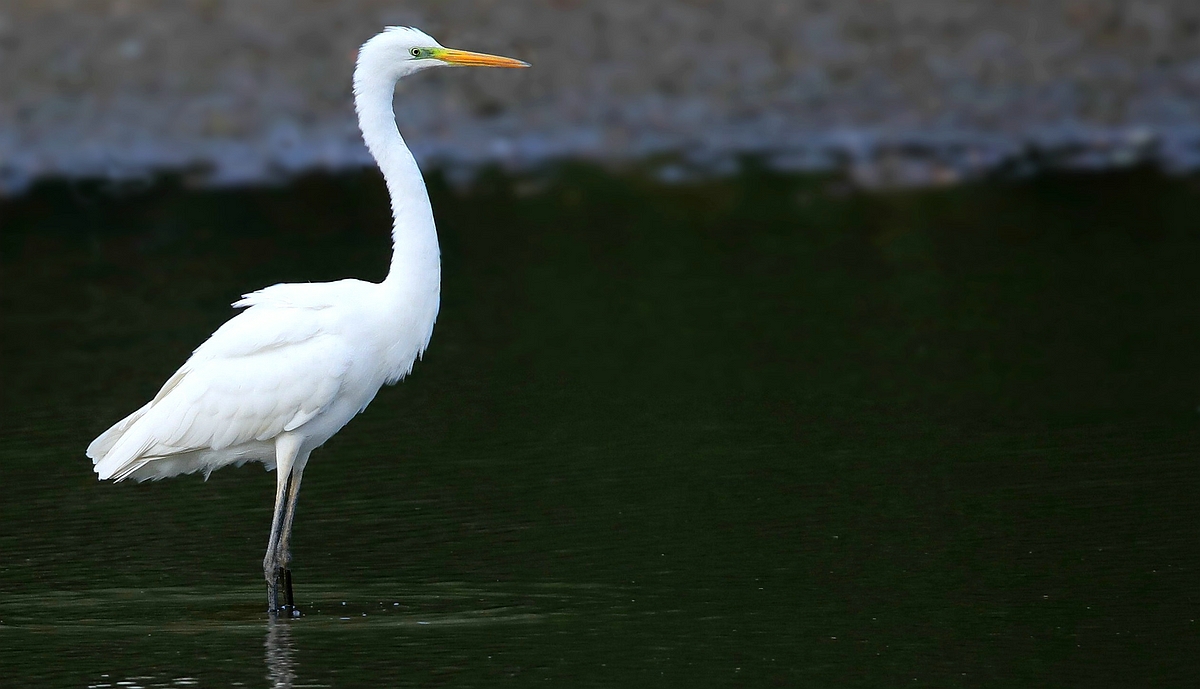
[
  {"xmin": 265, "ymin": 619, "xmax": 297, "ymax": 689},
  {"xmin": 87, "ymin": 675, "xmax": 198, "ymax": 688}
]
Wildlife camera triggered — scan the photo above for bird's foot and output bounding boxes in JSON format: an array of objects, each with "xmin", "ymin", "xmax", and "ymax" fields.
[{"xmin": 267, "ymin": 567, "xmax": 299, "ymax": 617}]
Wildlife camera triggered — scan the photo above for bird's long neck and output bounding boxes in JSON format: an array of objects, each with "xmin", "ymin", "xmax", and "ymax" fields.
[{"xmin": 353, "ymin": 68, "xmax": 441, "ymax": 291}]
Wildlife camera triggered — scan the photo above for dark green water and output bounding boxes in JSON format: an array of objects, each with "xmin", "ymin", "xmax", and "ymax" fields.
[{"xmin": 2, "ymin": 166, "xmax": 1200, "ymax": 686}]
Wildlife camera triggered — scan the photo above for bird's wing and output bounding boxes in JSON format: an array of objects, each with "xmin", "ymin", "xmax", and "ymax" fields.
[{"xmin": 91, "ymin": 301, "xmax": 354, "ymax": 481}]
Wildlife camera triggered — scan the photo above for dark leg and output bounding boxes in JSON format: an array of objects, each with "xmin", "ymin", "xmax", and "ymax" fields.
[
  {"xmin": 265, "ymin": 438, "xmax": 303, "ymax": 615},
  {"xmin": 283, "ymin": 569, "xmax": 295, "ymax": 611},
  {"xmin": 275, "ymin": 465, "xmax": 305, "ymax": 616},
  {"xmin": 264, "ymin": 468, "xmax": 292, "ymax": 615}
]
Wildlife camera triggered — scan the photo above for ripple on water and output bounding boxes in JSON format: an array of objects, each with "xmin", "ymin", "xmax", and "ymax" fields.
[{"xmin": 0, "ymin": 581, "xmax": 614, "ymax": 635}]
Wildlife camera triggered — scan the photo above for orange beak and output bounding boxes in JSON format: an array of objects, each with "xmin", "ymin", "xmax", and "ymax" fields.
[{"xmin": 434, "ymin": 47, "xmax": 530, "ymax": 68}]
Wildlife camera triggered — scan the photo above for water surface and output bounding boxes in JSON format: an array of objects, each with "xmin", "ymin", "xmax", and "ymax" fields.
[{"xmin": 2, "ymin": 167, "xmax": 1199, "ymax": 686}]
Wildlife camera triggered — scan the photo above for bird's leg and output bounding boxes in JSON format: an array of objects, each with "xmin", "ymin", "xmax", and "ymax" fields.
[
  {"xmin": 275, "ymin": 465, "xmax": 305, "ymax": 615},
  {"xmin": 264, "ymin": 468, "xmax": 293, "ymax": 615},
  {"xmin": 266, "ymin": 437, "xmax": 306, "ymax": 615}
]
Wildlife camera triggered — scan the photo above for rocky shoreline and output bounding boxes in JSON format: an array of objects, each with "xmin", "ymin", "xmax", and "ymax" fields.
[{"xmin": 3, "ymin": 1, "xmax": 1199, "ymax": 194}]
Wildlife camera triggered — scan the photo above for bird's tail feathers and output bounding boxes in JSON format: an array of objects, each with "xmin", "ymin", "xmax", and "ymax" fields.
[
  {"xmin": 93, "ymin": 428, "xmax": 158, "ymax": 481},
  {"xmin": 88, "ymin": 368, "xmax": 195, "ymax": 480},
  {"xmin": 86, "ymin": 401, "xmax": 152, "ymax": 464}
]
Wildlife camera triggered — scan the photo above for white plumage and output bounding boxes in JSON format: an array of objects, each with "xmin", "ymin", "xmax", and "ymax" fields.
[
  {"xmin": 89, "ymin": 279, "xmax": 432, "ymax": 482},
  {"xmin": 86, "ymin": 27, "xmax": 528, "ymax": 614}
]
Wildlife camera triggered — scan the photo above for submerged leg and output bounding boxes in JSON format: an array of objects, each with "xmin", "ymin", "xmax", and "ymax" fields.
[{"xmin": 265, "ymin": 436, "xmax": 302, "ymax": 615}]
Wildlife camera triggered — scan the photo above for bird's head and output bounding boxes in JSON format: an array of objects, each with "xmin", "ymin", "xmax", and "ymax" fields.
[{"xmin": 357, "ymin": 27, "xmax": 529, "ymax": 83}]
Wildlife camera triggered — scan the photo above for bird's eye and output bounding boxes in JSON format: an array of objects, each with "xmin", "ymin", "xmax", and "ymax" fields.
[{"xmin": 410, "ymin": 48, "xmax": 422, "ymax": 58}]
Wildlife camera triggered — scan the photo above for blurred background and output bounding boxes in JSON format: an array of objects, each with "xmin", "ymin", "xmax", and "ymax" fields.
[
  {"xmin": 3, "ymin": 2, "xmax": 1200, "ymax": 688},
  {"xmin": 3, "ymin": 0, "xmax": 1200, "ymax": 191}
]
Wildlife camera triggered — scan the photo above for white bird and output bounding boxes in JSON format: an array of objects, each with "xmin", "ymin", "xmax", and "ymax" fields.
[{"xmin": 86, "ymin": 27, "xmax": 528, "ymax": 615}]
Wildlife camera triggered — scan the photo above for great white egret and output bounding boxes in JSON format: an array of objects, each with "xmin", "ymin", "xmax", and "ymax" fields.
[{"xmin": 86, "ymin": 27, "xmax": 529, "ymax": 615}]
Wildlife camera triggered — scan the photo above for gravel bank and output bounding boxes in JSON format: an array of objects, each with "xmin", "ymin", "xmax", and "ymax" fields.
[{"xmin": 2, "ymin": 0, "xmax": 1199, "ymax": 193}]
